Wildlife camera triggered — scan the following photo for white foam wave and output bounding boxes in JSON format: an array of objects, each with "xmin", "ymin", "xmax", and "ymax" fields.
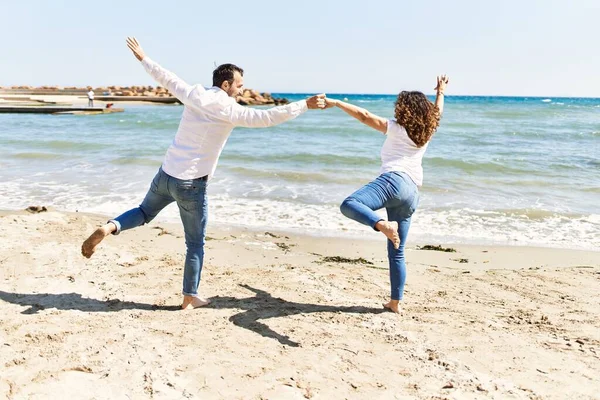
[{"xmin": 1, "ymin": 182, "xmax": 598, "ymax": 251}]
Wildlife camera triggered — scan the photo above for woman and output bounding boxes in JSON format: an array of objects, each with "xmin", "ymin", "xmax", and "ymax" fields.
[{"xmin": 324, "ymin": 75, "xmax": 448, "ymax": 313}]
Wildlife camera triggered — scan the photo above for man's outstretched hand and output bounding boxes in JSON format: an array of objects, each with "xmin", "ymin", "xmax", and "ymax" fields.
[
  {"xmin": 306, "ymin": 94, "xmax": 326, "ymax": 109},
  {"xmin": 126, "ymin": 37, "xmax": 146, "ymax": 62}
]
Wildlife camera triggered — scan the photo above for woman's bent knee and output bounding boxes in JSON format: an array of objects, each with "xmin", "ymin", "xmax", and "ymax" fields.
[{"xmin": 340, "ymin": 198, "xmax": 355, "ymax": 217}]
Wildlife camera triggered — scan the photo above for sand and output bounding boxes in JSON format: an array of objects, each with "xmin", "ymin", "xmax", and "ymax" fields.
[{"xmin": 1, "ymin": 209, "xmax": 599, "ymax": 399}]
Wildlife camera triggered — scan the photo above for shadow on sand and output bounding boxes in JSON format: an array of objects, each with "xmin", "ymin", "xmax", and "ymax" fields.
[
  {"xmin": 208, "ymin": 284, "xmax": 386, "ymax": 347},
  {"xmin": 0, "ymin": 290, "xmax": 180, "ymax": 314},
  {"xmin": 0, "ymin": 285, "xmax": 386, "ymax": 347}
]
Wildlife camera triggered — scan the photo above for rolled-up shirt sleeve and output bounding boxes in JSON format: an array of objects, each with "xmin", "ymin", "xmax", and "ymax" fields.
[
  {"xmin": 224, "ymin": 100, "xmax": 308, "ymax": 128},
  {"xmin": 141, "ymin": 57, "xmax": 204, "ymax": 105}
]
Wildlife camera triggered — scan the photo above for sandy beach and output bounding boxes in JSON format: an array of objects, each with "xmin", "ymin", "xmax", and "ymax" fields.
[{"xmin": 1, "ymin": 208, "xmax": 599, "ymax": 399}]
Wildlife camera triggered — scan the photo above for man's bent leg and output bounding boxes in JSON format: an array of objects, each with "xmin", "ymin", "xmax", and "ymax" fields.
[
  {"xmin": 81, "ymin": 169, "xmax": 174, "ymax": 258},
  {"xmin": 109, "ymin": 170, "xmax": 174, "ymax": 234}
]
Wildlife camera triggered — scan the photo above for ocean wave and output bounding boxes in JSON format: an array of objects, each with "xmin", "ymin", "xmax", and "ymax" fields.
[
  {"xmin": 581, "ymin": 187, "xmax": 600, "ymax": 193},
  {"xmin": 428, "ymin": 207, "xmax": 582, "ymax": 221},
  {"xmin": 115, "ymin": 120, "xmax": 179, "ymax": 130},
  {"xmin": 239, "ymin": 124, "xmax": 375, "ymax": 138},
  {"xmin": 221, "ymin": 152, "xmax": 377, "ymax": 167},
  {"xmin": 112, "ymin": 157, "xmax": 163, "ymax": 167},
  {"xmin": 2, "ymin": 187, "xmax": 596, "ymax": 250},
  {"xmin": 1, "ymin": 172, "xmax": 597, "ymax": 251},
  {"xmin": 444, "ymin": 122, "xmax": 480, "ymax": 128},
  {"xmin": 424, "ymin": 157, "xmax": 527, "ymax": 175},
  {"xmin": 408, "ymin": 208, "xmax": 599, "ymax": 250},
  {"xmin": 355, "ymin": 99, "xmax": 386, "ymax": 103},
  {"xmin": 481, "ymin": 110, "xmax": 532, "ymax": 119},
  {"xmin": 221, "ymin": 166, "xmax": 371, "ymax": 184},
  {"xmin": 2, "ymin": 139, "xmax": 113, "ymax": 151},
  {"xmin": 9, "ymin": 152, "xmax": 70, "ymax": 160}
]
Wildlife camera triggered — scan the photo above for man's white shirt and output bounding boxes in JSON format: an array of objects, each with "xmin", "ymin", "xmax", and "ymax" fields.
[{"xmin": 141, "ymin": 57, "xmax": 308, "ymax": 180}]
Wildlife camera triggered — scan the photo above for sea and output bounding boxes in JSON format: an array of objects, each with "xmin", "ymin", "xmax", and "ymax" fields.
[{"xmin": 1, "ymin": 94, "xmax": 598, "ymax": 250}]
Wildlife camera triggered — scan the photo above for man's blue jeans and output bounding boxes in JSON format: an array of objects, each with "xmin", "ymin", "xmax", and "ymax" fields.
[
  {"xmin": 340, "ymin": 172, "xmax": 419, "ymax": 300},
  {"xmin": 109, "ymin": 168, "xmax": 208, "ymax": 297}
]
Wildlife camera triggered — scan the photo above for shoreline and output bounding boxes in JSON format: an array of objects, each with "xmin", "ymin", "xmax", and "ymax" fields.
[
  {"xmin": 3, "ymin": 206, "xmax": 599, "ymax": 254},
  {"xmin": 3, "ymin": 207, "xmax": 600, "ymax": 274}
]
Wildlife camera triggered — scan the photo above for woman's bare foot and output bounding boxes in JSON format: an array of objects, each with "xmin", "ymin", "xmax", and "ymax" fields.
[
  {"xmin": 81, "ymin": 223, "xmax": 116, "ymax": 258},
  {"xmin": 375, "ymin": 220, "xmax": 400, "ymax": 249},
  {"xmin": 383, "ymin": 300, "xmax": 401, "ymax": 314},
  {"xmin": 181, "ymin": 296, "xmax": 211, "ymax": 310}
]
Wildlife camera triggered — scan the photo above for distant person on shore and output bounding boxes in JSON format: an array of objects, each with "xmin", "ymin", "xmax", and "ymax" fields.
[
  {"xmin": 81, "ymin": 37, "xmax": 325, "ymax": 310},
  {"xmin": 323, "ymin": 76, "xmax": 449, "ymax": 313},
  {"xmin": 87, "ymin": 87, "xmax": 95, "ymax": 107}
]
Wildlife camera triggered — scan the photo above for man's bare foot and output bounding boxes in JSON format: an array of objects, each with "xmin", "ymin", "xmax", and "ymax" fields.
[
  {"xmin": 383, "ymin": 300, "xmax": 401, "ymax": 314},
  {"xmin": 375, "ymin": 220, "xmax": 400, "ymax": 249},
  {"xmin": 181, "ymin": 296, "xmax": 211, "ymax": 310},
  {"xmin": 81, "ymin": 223, "xmax": 116, "ymax": 258}
]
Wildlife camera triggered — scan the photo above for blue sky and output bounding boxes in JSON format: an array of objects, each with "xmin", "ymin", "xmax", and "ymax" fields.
[{"xmin": 1, "ymin": 0, "xmax": 598, "ymax": 97}]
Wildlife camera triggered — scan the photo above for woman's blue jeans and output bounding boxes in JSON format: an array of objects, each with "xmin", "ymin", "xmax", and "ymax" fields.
[
  {"xmin": 109, "ymin": 168, "xmax": 208, "ymax": 297},
  {"xmin": 340, "ymin": 172, "xmax": 419, "ymax": 300}
]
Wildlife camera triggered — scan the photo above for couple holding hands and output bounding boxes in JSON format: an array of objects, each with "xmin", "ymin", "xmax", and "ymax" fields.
[{"xmin": 82, "ymin": 37, "xmax": 449, "ymax": 314}]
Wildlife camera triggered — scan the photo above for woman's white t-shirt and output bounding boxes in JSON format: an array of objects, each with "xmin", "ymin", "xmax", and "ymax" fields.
[{"xmin": 380, "ymin": 119, "xmax": 428, "ymax": 186}]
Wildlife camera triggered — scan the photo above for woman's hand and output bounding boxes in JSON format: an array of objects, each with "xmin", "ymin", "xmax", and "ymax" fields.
[
  {"xmin": 435, "ymin": 75, "xmax": 449, "ymax": 94},
  {"xmin": 323, "ymin": 97, "xmax": 338, "ymax": 109},
  {"xmin": 434, "ymin": 75, "xmax": 449, "ymax": 115}
]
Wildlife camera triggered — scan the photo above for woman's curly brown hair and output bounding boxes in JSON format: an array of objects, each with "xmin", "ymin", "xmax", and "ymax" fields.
[{"xmin": 394, "ymin": 91, "xmax": 440, "ymax": 147}]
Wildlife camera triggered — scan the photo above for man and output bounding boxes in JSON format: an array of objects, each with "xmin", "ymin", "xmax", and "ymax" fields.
[
  {"xmin": 87, "ymin": 87, "xmax": 95, "ymax": 107},
  {"xmin": 81, "ymin": 37, "xmax": 325, "ymax": 310}
]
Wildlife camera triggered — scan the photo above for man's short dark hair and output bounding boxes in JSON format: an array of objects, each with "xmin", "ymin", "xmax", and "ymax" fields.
[{"xmin": 212, "ymin": 63, "xmax": 244, "ymax": 88}]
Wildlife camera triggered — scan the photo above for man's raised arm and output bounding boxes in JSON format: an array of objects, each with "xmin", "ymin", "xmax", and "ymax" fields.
[{"xmin": 126, "ymin": 37, "xmax": 204, "ymax": 105}]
